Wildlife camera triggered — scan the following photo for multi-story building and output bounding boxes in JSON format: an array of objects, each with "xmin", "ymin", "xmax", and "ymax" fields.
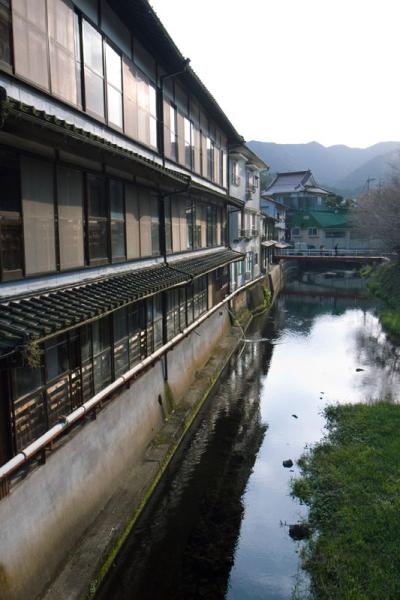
[
  {"xmin": 0, "ymin": 0, "xmax": 247, "ymax": 464},
  {"xmin": 228, "ymin": 144, "xmax": 267, "ymax": 289},
  {"xmin": 0, "ymin": 3, "xmax": 261, "ymax": 597}
]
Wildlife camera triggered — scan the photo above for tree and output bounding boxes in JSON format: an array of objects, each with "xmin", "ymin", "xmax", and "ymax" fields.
[{"xmin": 352, "ymin": 161, "xmax": 400, "ymax": 256}]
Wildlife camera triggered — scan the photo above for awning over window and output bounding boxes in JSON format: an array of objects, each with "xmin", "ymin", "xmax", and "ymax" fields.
[
  {"xmin": 0, "ymin": 249, "xmax": 244, "ymax": 357},
  {"xmin": 261, "ymin": 240, "xmax": 277, "ymax": 248}
]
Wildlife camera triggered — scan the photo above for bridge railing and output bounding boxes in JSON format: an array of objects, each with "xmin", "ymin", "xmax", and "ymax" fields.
[{"xmin": 275, "ymin": 248, "xmax": 385, "ymax": 257}]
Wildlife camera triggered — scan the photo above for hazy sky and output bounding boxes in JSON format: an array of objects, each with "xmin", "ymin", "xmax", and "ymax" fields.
[{"xmin": 149, "ymin": 0, "xmax": 400, "ymax": 148}]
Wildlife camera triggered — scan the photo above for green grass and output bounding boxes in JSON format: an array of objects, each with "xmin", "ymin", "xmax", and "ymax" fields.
[
  {"xmin": 291, "ymin": 402, "xmax": 400, "ymax": 600},
  {"xmin": 363, "ymin": 261, "xmax": 400, "ymax": 341}
]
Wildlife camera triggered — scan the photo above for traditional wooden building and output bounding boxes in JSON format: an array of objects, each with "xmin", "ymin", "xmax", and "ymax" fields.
[{"xmin": 0, "ymin": 0, "xmax": 245, "ymax": 467}]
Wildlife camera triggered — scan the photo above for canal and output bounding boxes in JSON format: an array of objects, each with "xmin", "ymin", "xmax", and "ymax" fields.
[{"xmin": 97, "ymin": 291, "xmax": 400, "ymax": 600}]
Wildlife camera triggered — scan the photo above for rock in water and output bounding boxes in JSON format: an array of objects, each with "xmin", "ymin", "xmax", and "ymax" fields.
[
  {"xmin": 289, "ymin": 523, "xmax": 311, "ymax": 540},
  {"xmin": 283, "ymin": 459, "xmax": 293, "ymax": 468}
]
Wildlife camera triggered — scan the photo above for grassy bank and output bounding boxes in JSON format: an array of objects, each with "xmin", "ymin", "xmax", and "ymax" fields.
[
  {"xmin": 291, "ymin": 402, "xmax": 400, "ymax": 600},
  {"xmin": 365, "ymin": 261, "xmax": 400, "ymax": 341}
]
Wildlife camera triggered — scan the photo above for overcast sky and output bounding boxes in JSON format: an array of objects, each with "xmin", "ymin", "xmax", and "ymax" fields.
[{"xmin": 149, "ymin": 0, "xmax": 400, "ymax": 148}]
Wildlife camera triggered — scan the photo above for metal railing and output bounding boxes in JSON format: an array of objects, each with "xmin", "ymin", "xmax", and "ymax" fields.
[{"xmin": 275, "ymin": 248, "xmax": 386, "ymax": 257}]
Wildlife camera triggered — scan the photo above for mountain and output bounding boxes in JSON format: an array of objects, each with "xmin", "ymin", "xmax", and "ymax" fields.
[{"xmin": 248, "ymin": 140, "xmax": 400, "ymax": 196}]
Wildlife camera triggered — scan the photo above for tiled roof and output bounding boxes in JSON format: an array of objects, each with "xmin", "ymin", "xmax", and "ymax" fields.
[
  {"xmin": 0, "ymin": 91, "xmax": 189, "ymax": 185},
  {"xmin": 0, "ymin": 264, "xmax": 188, "ymax": 357},
  {"xmin": 265, "ymin": 171, "xmax": 322, "ymax": 195},
  {"xmin": 0, "ymin": 250, "xmax": 244, "ymax": 357},
  {"xmin": 170, "ymin": 249, "xmax": 244, "ymax": 277}
]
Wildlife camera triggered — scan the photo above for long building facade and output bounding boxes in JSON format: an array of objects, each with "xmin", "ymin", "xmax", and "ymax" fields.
[{"xmin": 0, "ymin": 0, "xmax": 250, "ymax": 466}]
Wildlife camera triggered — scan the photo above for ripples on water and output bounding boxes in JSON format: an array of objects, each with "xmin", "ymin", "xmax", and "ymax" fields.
[{"xmin": 97, "ymin": 293, "xmax": 400, "ymax": 600}]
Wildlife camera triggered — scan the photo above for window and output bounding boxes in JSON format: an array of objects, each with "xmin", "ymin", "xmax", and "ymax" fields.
[
  {"xmin": 232, "ymin": 159, "xmax": 240, "ymax": 186},
  {"xmin": 151, "ymin": 196, "xmax": 160, "ymax": 256},
  {"xmin": 125, "ymin": 183, "xmax": 140, "ymax": 260},
  {"xmin": 207, "ymin": 138, "xmax": 214, "ymax": 180},
  {"xmin": 206, "ymin": 205, "xmax": 217, "ymax": 247},
  {"xmin": 113, "ymin": 307, "xmax": 129, "ymax": 378},
  {"xmin": 325, "ymin": 230, "xmax": 346, "ymax": 238},
  {"xmin": 48, "ymin": 0, "xmax": 80, "ymax": 106},
  {"xmin": 0, "ymin": 149, "xmax": 23, "ymax": 279},
  {"xmin": 21, "ymin": 156, "xmax": 56, "ymax": 275},
  {"xmin": 82, "ymin": 19, "xmax": 104, "ymax": 119},
  {"xmin": 92, "ymin": 317, "xmax": 112, "ymax": 393},
  {"xmin": 137, "ymin": 70, "xmax": 157, "ymax": 148},
  {"xmin": 186, "ymin": 197, "xmax": 194, "ymax": 249},
  {"xmin": 219, "ymin": 149, "xmax": 224, "ymax": 186},
  {"xmin": 184, "ymin": 118, "xmax": 194, "ymax": 169},
  {"xmin": 169, "ymin": 104, "xmax": 178, "ymax": 161},
  {"xmin": 105, "ymin": 42, "xmax": 122, "ymax": 128},
  {"xmin": 292, "ymin": 227, "xmax": 300, "ymax": 237},
  {"xmin": 11, "ymin": 362, "xmax": 46, "ymax": 451},
  {"xmin": 87, "ymin": 174, "xmax": 108, "ymax": 264},
  {"xmin": 12, "ymin": 0, "xmax": 49, "ymax": 89},
  {"xmin": 164, "ymin": 197, "xmax": 172, "ymax": 254},
  {"xmin": 109, "ymin": 180, "xmax": 126, "ymax": 261},
  {"xmin": 57, "ymin": 165, "xmax": 84, "ymax": 270},
  {"xmin": 0, "ymin": 0, "xmax": 12, "ymax": 69},
  {"xmin": 308, "ymin": 227, "xmax": 318, "ymax": 236}
]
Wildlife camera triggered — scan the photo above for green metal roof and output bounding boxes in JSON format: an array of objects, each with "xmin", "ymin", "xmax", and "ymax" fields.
[{"xmin": 291, "ymin": 210, "xmax": 350, "ymax": 229}]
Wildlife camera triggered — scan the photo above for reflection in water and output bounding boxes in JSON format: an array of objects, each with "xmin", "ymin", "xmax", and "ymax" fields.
[
  {"xmin": 97, "ymin": 294, "xmax": 400, "ymax": 600},
  {"xmin": 98, "ymin": 335, "xmax": 268, "ymax": 600}
]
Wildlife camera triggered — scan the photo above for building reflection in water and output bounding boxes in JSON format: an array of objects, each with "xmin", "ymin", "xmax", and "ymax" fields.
[{"xmin": 97, "ymin": 328, "xmax": 269, "ymax": 600}]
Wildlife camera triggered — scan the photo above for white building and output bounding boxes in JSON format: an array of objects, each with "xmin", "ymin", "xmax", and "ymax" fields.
[{"xmin": 228, "ymin": 145, "xmax": 268, "ymax": 289}]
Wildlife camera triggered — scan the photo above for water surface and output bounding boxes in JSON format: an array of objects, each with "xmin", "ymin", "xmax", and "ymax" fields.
[{"xmin": 97, "ymin": 294, "xmax": 400, "ymax": 600}]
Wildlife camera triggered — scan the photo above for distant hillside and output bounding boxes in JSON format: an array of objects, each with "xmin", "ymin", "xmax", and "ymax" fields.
[{"xmin": 248, "ymin": 140, "xmax": 400, "ymax": 197}]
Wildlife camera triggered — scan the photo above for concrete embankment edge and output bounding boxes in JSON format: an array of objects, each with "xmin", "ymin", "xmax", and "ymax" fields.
[{"xmin": 84, "ymin": 279, "xmax": 277, "ymax": 599}]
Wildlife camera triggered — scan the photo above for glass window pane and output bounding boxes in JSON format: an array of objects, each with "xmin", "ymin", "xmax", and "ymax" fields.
[
  {"xmin": 113, "ymin": 307, "xmax": 128, "ymax": 342},
  {"xmin": 57, "ymin": 166, "xmax": 84, "ymax": 270},
  {"xmin": 46, "ymin": 336, "xmax": 69, "ymax": 381},
  {"xmin": 83, "ymin": 19, "xmax": 103, "ymax": 75},
  {"xmin": 88, "ymin": 175, "xmax": 107, "ymax": 217},
  {"xmin": 84, "ymin": 66, "xmax": 105, "ymax": 118},
  {"xmin": 13, "ymin": 363, "xmax": 43, "ymax": 399},
  {"xmin": 92, "ymin": 318, "xmax": 110, "ymax": 355},
  {"xmin": 21, "ymin": 157, "xmax": 56, "ymax": 275},
  {"xmin": 105, "ymin": 42, "xmax": 121, "ymax": 90},
  {"xmin": 0, "ymin": 0, "xmax": 12, "ymax": 67},
  {"xmin": 107, "ymin": 84, "xmax": 123, "ymax": 128},
  {"xmin": 110, "ymin": 180, "xmax": 123, "ymax": 218},
  {"xmin": 111, "ymin": 220, "xmax": 125, "ymax": 259},
  {"xmin": 88, "ymin": 219, "xmax": 108, "ymax": 261}
]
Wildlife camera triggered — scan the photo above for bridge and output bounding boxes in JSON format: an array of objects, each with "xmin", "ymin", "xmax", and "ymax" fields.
[{"xmin": 275, "ymin": 249, "xmax": 388, "ymax": 264}]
